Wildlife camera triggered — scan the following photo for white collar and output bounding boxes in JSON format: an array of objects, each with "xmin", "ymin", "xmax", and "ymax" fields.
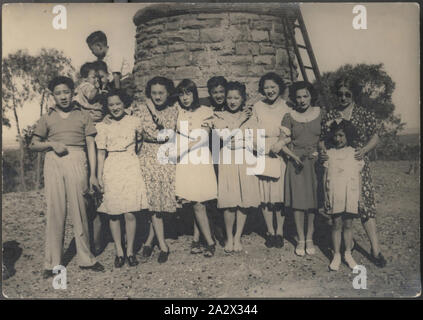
[{"xmin": 290, "ymin": 106, "xmax": 320, "ymax": 123}]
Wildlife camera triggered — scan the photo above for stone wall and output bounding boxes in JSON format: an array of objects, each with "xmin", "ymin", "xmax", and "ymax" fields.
[{"xmin": 133, "ymin": 3, "xmax": 299, "ymax": 102}]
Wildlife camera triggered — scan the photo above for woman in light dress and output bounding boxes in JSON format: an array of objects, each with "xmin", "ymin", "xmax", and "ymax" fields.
[
  {"xmin": 250, "ymin": 72, "xmax": 291, "ymax": 249},
  {"xmin": 208, "ymin": 81, "xmax": 261, "ymax": 252},
  {"xmin": 174, "ymin": 79, "xmax": 218, "ymax": 257},
  {"xmin": 96, "ymin": 89, "xmax": 148, "ymax": 268}
]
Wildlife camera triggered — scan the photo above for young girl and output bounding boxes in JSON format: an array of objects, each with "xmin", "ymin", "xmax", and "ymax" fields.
[
  {"xmin": 30, "ymin": 76, "xmax": 104, "ymax": 278},
  {"xmin": 323, "ymin": 120, "xmax": 363, "ymax": 271},
  {"xmin": 174, "ymin": 79, "xmax": 218, "ymax": 257},
  {"xmin": 279, "ymin": 81, "xmax": 322, "ymax": 256},
  {"xmin": 208, "ymin": 81, "xmax": 261, "ymax": 252},
  {"xmin": 96, "ymin": 89, "xmax": 149, "ymax": 268}
]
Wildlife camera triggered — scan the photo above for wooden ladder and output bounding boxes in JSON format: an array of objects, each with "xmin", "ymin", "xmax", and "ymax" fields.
[{"xmin": 283, "ymin": 6, "xmax": 322, "ymax": 84}]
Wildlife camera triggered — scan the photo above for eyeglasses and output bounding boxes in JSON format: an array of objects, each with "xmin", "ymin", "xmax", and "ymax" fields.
[{"xmin": 337, "ymin": 92, "xmax": 352, "ymax": 98}]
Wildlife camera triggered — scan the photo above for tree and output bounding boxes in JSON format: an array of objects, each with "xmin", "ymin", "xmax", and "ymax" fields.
[
  {"xmin": 2, "ymin": 49, "xmax": 75, "ymax": 191},
  {"xmin": 315, "ymin": 63, "xmax": 405, "ymax": 160},
  {"xmin": 2, "ymin": 50, "xmax": 37, "ymax": 191}
]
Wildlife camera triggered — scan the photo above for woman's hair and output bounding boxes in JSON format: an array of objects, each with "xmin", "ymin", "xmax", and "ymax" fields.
[
  {"xmin": 288, "ymin": 81, "xmax": 317, "ymax": 106},
  {"xmin": 80, "ymin": 62, "xmax": 96, "ymax": 79},
  {"xmin": 225, "ymin": 81, "xmax": 247, "ymax": 111},
  {"xmin": 176, "ymin": 79, "xmax": 200, "ymax": 110},
  {"xmin": 258, "ymin": 72, "xmax": 286, "ymax": 96},
  {"xmin": 48, "ymin": 76, "xmax": 75, "ymax": 92},
  {"xmin": 106, "ymin": 89, "xmax": 132, "ymax": 108},
  {"xmin": 328, "ymin": 119, "xmax": 358, "ymax": 147},
  {"xmin": 145, "ymin": 76, "xmax": 176, "ymax": 105},
  {"xmin": 332, "ymin": 76, "xmax": 361, "ymax": 101},
  {"xmin": 207, "ymin": 76, "xmax": 228, "ymax": 95}
]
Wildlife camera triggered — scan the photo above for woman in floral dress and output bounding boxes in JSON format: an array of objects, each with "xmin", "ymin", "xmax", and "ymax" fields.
[
  {"xmin": 96, "ymin": 89, "xmax": 148, "ymax": 268},
  {"xmin": 136, "ymin": 76, "xmax": 179, "ymax": 264},
  {"xmin": 320, "ymin": 76, "xmax": 387, "ymax": 268}
]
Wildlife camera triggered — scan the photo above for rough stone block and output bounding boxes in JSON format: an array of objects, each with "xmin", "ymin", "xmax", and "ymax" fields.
[
  {"xmin": 174, "ymin": 66, "xmax": 202, "ymax": 79},
  {"xmin": 191, "ymin": 51, "xmax": 218, "ymax": 66},
  {"xmin": 146, "ymin": 24, "xmax": 165, "ymax": 34},
  {"xmin": 231, "ymin": 65, "xmax": 249, "ymax": 77},
  {"xmin": 159, "ymin": 30, "xmax": 200, "ymax": 45},
  {"xmin": 228, "ymin": 25, "xmax": 252, "ymax": 42},
  {"xmin": 254, "ymin": 55, "xmax": 275, "ymax": 65},
  {"xmin": 142, "ymin": 38, "xmax": 159, "ymax": 49},
  {"xmin": 166, "ymin": 21, "xmax": 180, "ymax": 31},
  {"xmin": 168, "ymin": 43, "xmax": 188, "ymax": 53},
  {"xmin": 259, "ymin": 43, "xmax": 275, "ymax": 55},
  {"xmin": 218, "ymin": 55, "xmax": 253, "ymax": 66},
  {"xmin": 181, "ymin": 18, "xmax": 222, "ymax": 29},
  {"xmin": 165, "ymin": 51, "xmax": 190, "ymax": 67},
  {"xmin": 229, "ymin": 12, "xmax": 259, "ymax": 24},
  {"xmin": 199, "ymin": 28, "xmax": 225, "ymax": 42},
  {"xmin": 251, "ymin": 30, "xmax": 269, "ymax": 42}
]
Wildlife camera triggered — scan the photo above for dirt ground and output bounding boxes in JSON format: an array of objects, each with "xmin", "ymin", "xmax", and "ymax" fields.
[{"xmin": 2, "ymin": 161, "xmax": 420, "ymax": 298}]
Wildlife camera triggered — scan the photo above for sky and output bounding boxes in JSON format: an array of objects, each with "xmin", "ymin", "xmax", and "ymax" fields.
[{"xmin": 2, "ymin": 3, "xmax": 420, "ymax": 146}]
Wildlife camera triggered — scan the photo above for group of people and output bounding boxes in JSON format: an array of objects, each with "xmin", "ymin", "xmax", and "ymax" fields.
[{"xmin": 29, "ymin": 30, "xmax": 387, "ymax": 279}]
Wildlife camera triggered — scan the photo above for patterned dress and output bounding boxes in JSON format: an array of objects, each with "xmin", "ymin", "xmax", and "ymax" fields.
[
  {"xmin": 135, "ymin": 102, "xmax": 179, "ymax": 213},
  {"xmin": 321, "ymin": 105, "xmax": 381, "ymax": 221},
  {"xmin": 96, "ymin": 115, "xmax": 149, "ymax": 215}
]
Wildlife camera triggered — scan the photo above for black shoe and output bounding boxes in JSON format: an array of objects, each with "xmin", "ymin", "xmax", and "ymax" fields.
[
  {"xmin": 142, "ymin": 245, "xmax": 153, "ymax": 258},
  {"xmin": 274, "ymin": 235, "xmax": 284, "ymax": 248},
  {"xmin": 127, "ymin": 255, "xmax": 139, "ymax": 267},
  {"xmin": 372, "ymin": 252, "xmax": 387, "ymax": 268},
  {"xmin": 264, "ymin": 233, "xmax": 274, "ymax": 248},
  {"xmin": 42, "ymin": 269, "xmax": 54, "ymax": 279},
  {"xmin": 203, "ymin": 243, "xmax": 216, "ymax": 258},
  {"xmin": 114, "ymin": 256, "xmax": 125, "ymax": 268},
  {"xmin": 80, "ymin": 262, "xmax": 105, "ymax": 272},
  {"xmin": 158, "ymin": 249, "xmax": 170, "ymax": 264}
]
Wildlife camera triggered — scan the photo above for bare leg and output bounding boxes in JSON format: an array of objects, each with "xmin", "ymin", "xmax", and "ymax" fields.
[
  {"xmin": 331, "ymin": 216, "xmax": 343, "ymax": 255},
  {"xmin": 152, "ymin": 213, "xmax": 168, "ymax": 252},
  {"xmin": 145, "ymin": 221, "xmax": 155, "ymax": 247},
  {"xmin": 109, "ymin": 216, "xmax": 124, "ymax": 257},
  {"xmin": 293, "ymin": 210, "xmax": 305, "ymax": 242},
  {"xmin": 306, "ymin": 212, "xmax": 315, "ymax": 241},
  {"xmin": 233, "ymin": 209, "xmax": 247, "ymax": 251},
  {"xmin": 224, "ymin": 208, "xmax": 235, "ymax": 251},
  {"xmin": 92, "ymin": 213, "xmax": 103, "ymax": 252},
  {"xmin": 343, "ymin": 218, "xmax": 354, "ymax": 252},
  {"xmin": 193, "ymin": 202, "xmax": 214, "ymax": 246},
  {"xmin": 124, "ymin": 212, "xmax": 137, "ymax": 256},
  {"xmin": 262, "ymin": 206, "xmax": 275, "ymax": 235},
  {"xmin": 329, "ymin": 216, "xmax": 343, "ymax": 270},
  {"xmin": 362, "ymin": 217, "xmax": 381, "ymax": 256},
  {"xmin": 275, "ymin": 209, "xmax": 285, "ymax": 236},
  {"xmin": 193, "ymin": 218, "xmax": 200, "ymax": 242}
]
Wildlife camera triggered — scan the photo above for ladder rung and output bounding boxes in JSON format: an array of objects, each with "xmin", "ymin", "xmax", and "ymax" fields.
[
  {"xmin": 297, "ymin": 44, "xmax": 307, "ymax": 49},
  {"xmin": 304, "ymin": 66, "xmax": 314, "ymax": 70},
  {"xmin": 293, "ymin": 24, "xmax": 301, "ymax": 28}
]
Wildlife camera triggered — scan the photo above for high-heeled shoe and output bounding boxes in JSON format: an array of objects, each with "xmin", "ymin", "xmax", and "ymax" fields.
[
  {"xmin": 114, "ymin": 256, "xmax": 125, "ymax": 268},
  {"xmin": 127, "ymin": 255, "xmax": 139, "ymax": 267},
  {"xmin": 203, "ymin": 243, "xmax": 216, "ymax": 258},
  {"xmin": 158, "ymin": 249, "xmax": 170, "ymax": 264}
]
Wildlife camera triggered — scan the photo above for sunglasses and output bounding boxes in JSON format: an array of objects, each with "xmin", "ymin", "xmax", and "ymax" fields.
[{"xmin": 337, "ymin": 92, "xmax": 352, "ymax": 98}]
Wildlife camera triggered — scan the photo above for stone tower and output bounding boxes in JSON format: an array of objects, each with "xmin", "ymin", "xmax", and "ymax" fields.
[{"xmin": 133, "ymin": 3, "xmax": 299, "ymax": 102}]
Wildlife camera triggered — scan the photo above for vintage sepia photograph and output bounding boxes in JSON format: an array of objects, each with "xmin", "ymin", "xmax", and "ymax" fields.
[{"xmin": 1, "ymin": 2, "xmax": 420, "ymax": 300}]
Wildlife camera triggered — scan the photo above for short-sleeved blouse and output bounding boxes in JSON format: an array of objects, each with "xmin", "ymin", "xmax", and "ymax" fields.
[{"xmin": 95, "ymin": 115, "xmax": 142, "ymax": 152}]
